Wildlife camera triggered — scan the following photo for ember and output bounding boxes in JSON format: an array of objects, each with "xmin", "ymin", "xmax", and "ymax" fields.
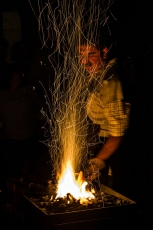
[
  {"xmin": 26, "ymin": 188, "xmax": 131, "ymax": 214},
  {"xmin": 22, "ymin": 184, "xmax": 139, "ymax": 230}
]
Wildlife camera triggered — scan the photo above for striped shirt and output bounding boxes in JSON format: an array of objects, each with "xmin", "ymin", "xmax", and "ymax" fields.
[{"xmin": 86, "ymin": 58, "xmax": 131, "ymax": 137}]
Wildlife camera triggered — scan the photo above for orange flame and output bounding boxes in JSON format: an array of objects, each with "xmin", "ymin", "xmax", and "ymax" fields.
[{"xmin": 56, "ymin": 160, "xmax": 95, "ymax": 201}]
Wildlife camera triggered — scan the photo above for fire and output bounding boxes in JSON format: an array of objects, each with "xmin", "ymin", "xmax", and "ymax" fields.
[{"xmin": 56, "ymin": 160, "xmax": 95, "ymax": 202}]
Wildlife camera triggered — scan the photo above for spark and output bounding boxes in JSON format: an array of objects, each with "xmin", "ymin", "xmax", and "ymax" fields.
[{"xmin": 29, "ymin": 0, "xmax": 116, "ymax": 186}]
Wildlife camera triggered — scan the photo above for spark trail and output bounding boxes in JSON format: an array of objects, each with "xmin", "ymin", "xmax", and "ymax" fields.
[{"xmin": 29, "ymin": 0, "xmax": 115, "ymax": 181}]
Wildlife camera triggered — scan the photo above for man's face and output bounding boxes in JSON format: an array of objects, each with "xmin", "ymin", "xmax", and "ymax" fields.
[{"xmin": 78, "ymin": 45, "xmax": 105, "ymax": 74}]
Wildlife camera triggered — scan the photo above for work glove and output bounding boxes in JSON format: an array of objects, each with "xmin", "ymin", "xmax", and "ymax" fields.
[{"xmin": 85, "ymin": 158, "xmax": 107, "ymax": 181}]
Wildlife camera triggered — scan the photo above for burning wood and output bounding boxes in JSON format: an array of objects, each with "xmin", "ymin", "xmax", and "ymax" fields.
[{"xmin": 25, "ymin": 164, "xmax": 132, "ymax": 212}]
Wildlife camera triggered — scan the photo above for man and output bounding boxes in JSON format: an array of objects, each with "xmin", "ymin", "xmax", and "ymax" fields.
[{"xmin": 78, "ymin": 43, "xmax": 131, "ymax": 191}]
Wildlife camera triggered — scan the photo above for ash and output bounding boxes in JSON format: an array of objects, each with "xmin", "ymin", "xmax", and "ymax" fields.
[{"xmin": 27, "ymin": 188, "xmax": 131, "ymax": 214}]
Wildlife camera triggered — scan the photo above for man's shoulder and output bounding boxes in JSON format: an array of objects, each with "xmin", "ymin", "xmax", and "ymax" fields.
[
  {"xmin": 103, "ymin": 58, "xmax": 120, "ymax": 83},
  {"xmin": 107, "ymin": 58, "xmax": 118, "ymax": 67}
]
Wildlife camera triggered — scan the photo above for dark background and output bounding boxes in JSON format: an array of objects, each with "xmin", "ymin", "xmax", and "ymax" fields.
[
  {"xmin": 1, "ymin": 0, "xmax": 153, "ymax": 229},
  {"xmin": 1, "ymin": 0, "xmax": 153, "ymax": 193},
  {"xmin": 1, "ymin": 0, "xmax": 153, "ymax": 202},
  {"xmin": 1, "ymin": 0, "xmax": 153, "ymax": 54}
]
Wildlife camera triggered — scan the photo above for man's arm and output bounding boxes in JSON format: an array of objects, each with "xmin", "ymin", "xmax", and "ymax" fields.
[
  {"xmin": 96, "ymin": 135, "xmax": 124, "ymax": 161},
  {"xmin": 85, "ymin": 136, "xmax": 124, "ymax": 180}
]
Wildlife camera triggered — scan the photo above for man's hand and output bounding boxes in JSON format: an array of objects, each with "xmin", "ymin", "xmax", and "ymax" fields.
[
  {"xmin": 85, "ymin": 136, "xmax": 123, "ymax": 180},
  {"xmin": 85, "ymin": 158, "xmax": 107, "ymax": 180}
]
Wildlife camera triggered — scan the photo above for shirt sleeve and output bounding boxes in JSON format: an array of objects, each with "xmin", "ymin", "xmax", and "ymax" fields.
[{"xmin": 104, "ymin": 100, "xmax": 131, "ymax": 136}]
